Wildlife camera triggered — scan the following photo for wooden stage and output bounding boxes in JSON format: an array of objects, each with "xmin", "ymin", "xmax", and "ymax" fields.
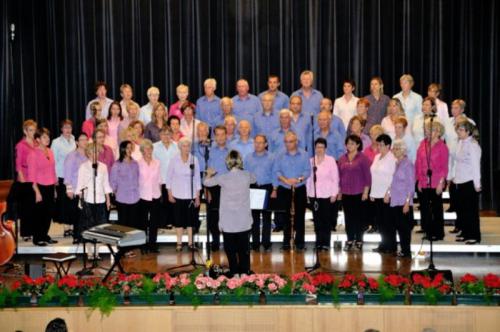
[{"xmin": 1, "ymin": 305, "xmax": 499, "ymax": 332}]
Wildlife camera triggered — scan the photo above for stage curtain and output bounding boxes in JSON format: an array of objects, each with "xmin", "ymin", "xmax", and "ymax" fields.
[{"xmin": 0, "ymin": 0, "xmax": 498, "ymax": 209}]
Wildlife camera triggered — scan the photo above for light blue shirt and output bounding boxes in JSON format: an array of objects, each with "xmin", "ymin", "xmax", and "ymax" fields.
[
  {"xmin": 291, "ymin": 89, "xmax": 324, "ymax": 116},
  {"xmin": 258, "ymin": 90, "xmax": 290, "ymax": 112},
  {"xmin": 51, "ymin": 135, "xmax": 76, "ymax": 178},
  {"xmin": 196, "ymin": 95, "xmax": 221, "ymax": 129},
  {"xmin": 272, "ymin": 149, "xmax": 311, "ymax": 188},
  {"xmin": 153, "ymin": 141, "xmax": 179, "ymax": 184},
  {"xmin": 194, "ymin": 141, "xmax": 211, "ymax": 172},
  {"xmin": 253, "ymin": 110, "xmax": 280, "ymax": 139},
  {"xmin": 314, "ymin": 129, "xmax": 345, "ymax": 160},
  {"xmin": 244, "ymin": 151, "xmax": 275, "ymax": 186},
  {"xmin": 229, "ymin": 138, "xmax": 255, "ymax": 160},
  {"xmin": 208, "ymin": 145, "xmax": 231, "ymax": 175},
  {"xmin": 269, "ymin": 128, "xmax": 293, "ymax": 154},
  {"xmin": 291, "ymin": 112, "xmax": 313, "ymax": 151},
  {"xmin": 232, "ymin": 94, "xmax": 262, "ymax": 120},
  {"xmin": 393, "ymin": 90, "xmax": 423, "ymax": 128}
]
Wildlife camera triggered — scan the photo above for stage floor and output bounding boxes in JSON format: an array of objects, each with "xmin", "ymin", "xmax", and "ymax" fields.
[{"xmin": 7, "ymin": 216, "xmax": 500, "ymax": 279}]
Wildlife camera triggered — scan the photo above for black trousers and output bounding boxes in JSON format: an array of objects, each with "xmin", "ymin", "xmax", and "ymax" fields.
[
  {"xmin": 18, "ymin": 182, "xmax": 35, "ymax": 237},
  {"xmin": 277, "ymin": 185, "xmax": 306, "ymax": 247},
  {"xmin": 391, "ymin": 206, "xmax": 413, "ymax": 255},
  {"xmin": 330, "ymin": 200, "xmax": 339, "ymax": 230},
  {"xmin": 54, "ymin": 178, "xmax": 71, "ymax": 224},
  {"xmin": 67, "ymin": 197, "xmax": 81, "ymax": 239},
  {"xmin": 160, "ymin": 185, "xmax": 174, "ymax": 228},
  {"xmin": 223, "ymin": 230, "xmax": 251, "ymax": 275},
  {"xmin": 116, "ymin": 201, "xmax": 140, "ymax": 228},
  {"xmin": 342, "ymin": 194, "xmax": 365, "ymax": 242},
  {"xmin": 448, "ymin": 181, "xmax": 458, "ymax": 213},
  {"xmin": 456, "ymin": 181, "xmax": 481, "ymax": 242},
  {"xmin": 32, "ymin": 184, "xmax": 55, "ymax": 242},
  {"xmin": 419, "ymin": 188, "xmax": 445, "ymax": 239},
  {"xmin": 373, "ymin": 198, "xmax": 394, "ymax": 250},
  {"xmin": 251, "ymin": 184, "xmax": 272, "ymax": 248},
  {"xmin": 309, "ymin": 197, "xmax": 334, "ymax": 248},
  {"xmin": 207, "ymin": 186, "xmax": 221, "ymax": 248},
  {"xmin": 139, "ymin": 198, "xmax": 161, "ymax": 246}
]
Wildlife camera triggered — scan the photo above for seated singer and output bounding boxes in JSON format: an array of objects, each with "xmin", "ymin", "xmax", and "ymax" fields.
[
  {"xmin": 204, "ymin": 150, "xmax": 256, "ymax": 277},
  {"xmin": 272, "ymin": 131, "xmax": 311, "ymax": 251}
]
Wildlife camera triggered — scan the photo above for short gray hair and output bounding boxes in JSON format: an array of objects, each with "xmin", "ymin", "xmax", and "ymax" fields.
[
  {"xmin": 392, "ymin": 139, "xmax": 407, "ymax": 154},
  {"xmin": 178, "ymin": 137, "xmax": 192, "ymax": 148},
  {"xmin": 140, "ymin": 139, "xmax": 154, "ymax": 153}
]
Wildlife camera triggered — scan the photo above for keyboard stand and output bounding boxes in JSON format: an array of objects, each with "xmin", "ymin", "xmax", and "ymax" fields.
[{"xmin": 102, "ymin": 244, "xmax": 142, "ymax": 282}]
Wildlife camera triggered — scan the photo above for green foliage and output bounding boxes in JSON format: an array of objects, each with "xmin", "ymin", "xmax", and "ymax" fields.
[{"xmin": 88, "ymin": 286, "xmax": 117, "ymax": 316}]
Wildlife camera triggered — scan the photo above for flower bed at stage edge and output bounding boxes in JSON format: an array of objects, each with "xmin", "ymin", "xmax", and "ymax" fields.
[{"xmin": 0, "ymin": 271, "xmax": 499, "ymax": 316}]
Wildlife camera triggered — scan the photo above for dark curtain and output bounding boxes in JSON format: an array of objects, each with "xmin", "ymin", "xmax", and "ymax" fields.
[{"xmin": 1, "ymin": 0, "xmax": 499, "ymax": 210}]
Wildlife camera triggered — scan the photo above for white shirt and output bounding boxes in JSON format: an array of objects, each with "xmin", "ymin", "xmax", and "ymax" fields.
[
  {"xmin": 435, "ymin": 98, "xmax": 450, "ymax": 123},
  {"xmin": 333, "ymin": 95, "xmax": 359, "ymax": 128},
  {"xmin": 153, "ymin": 140, "xmax": 179, "ymax": 184},
  {"xmin": 131, "ymin": 143, "xmax": 142, "ymax": 161},
  {"xmin": 140, "ymin": 103, "xmax": 153, "ymax": 124},
  {"xmin": 165, "ymin": 154, "xmax": 202, "ymax": 199},
  {"xmin": 119, "ymin": 100, "xmax": 129, "ymax": 118},
  {"xmin": 381, "ymin": 116, "xmax": 412, "ymax": 140},
  {"xmin": 104, "ymin": 135, "xmax": 119, "ymax": 160},
  {"xmin": 138, "ymin": 158, "xmax": 162, "ymax": 200},
  {"xmin": 180, "ymin": 118, "xmax": 201, "ymax": 141},
  {"xmin": 393, "ymin": 91, "xmax": 423, "ymax": 128},
  {"xmin": 453, "ymin": 136, "xmax": 481, "ymax": 188},
  {"xmin": 76, "ymin": 161, "xmax": 113, "ymax": 204},
  {"xmin": 444, "ymin": 115, "xmax": 476, "ymax": 180},
  {"xmin": 51, "ymin": 135, "xmax": 76, "ymax": 178},
  {"xmin": 85, "ymin": 98, "xmax": 114, "ymax": 119},
  {"xmin": 370, "ymin": 151, "xmax": 397, "ymax": 198}
]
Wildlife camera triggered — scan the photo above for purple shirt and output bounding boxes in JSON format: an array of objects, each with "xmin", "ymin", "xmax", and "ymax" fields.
[
  {"xmin": 364, "ymin": 94, "xmax": 390, "ymax": 133},
  {"xmin": 110, "ymin": 160, "xmax": 140, "ymax": 204},
  {"xmin": 338, "ymin": 152, "xmax": 371, "ymax": 195},
  {"xmin": 63, "ymin": 150, "xmax": 88, "ymax": 193},
  {"xmin": 390, "ymin": 157, "xmax": 415, "ymax": 207}
]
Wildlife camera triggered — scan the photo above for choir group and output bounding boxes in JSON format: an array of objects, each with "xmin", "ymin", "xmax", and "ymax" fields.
[{"xmin": 14, "ymin": 71, "xmax": 482, "ymax": 264}]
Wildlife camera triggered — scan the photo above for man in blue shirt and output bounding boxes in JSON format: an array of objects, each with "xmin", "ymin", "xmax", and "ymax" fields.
[
  {"xmin": 291, "ymin": 70, "xmax": 323, "ymax": 116},
  {"xmin": 258, "ymin": 75, "xmax": 289, "ymax": 112},
  {"xmin": 206, "ymin": 125, "xmax": 230, "ymax": 251},
  {"xmin": 269, "ymin": 109, "xmax": 295, "ymax": 153},
  {"xmin": 314, "ymin": 111, "xmax": 345, "ymax": 160},
  {"xmin": 253, "ymin": 92, "xmax": 280, "ymax": 139},
  {"xmin": 244, "ymin": 134, "xmax": 275, "ymax": 251},
  {"xmin": 289, "ymin": 95, "xmax": 312, "ymax": 152},
  {"xmin": 232, "ymin": 79, "xmax": 262, "ymax": 122},
  {"xmin": 196, "ymin": 78, "xmax": 221, "ymax": 130},
  {"xmin": 319, "ymin": 97, "xmax": 346, "ymax": 139},
  {"xmin": 272, "ymin": 131, "xmax": 311, "ymax": 250},
  {"xmin": 229, "ymin": 120, "xmax": 254, "ymax": 160}
]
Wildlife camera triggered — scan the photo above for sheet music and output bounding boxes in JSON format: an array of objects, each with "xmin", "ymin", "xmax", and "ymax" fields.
[{"xmin": 250, "ymin": 188, "xmax": 268, "ymax": 210}]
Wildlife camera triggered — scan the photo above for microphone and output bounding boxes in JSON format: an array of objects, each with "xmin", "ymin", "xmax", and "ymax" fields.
[{"xmin": 10, "ymin": 24, "xmax": 15, "ymax": 42}]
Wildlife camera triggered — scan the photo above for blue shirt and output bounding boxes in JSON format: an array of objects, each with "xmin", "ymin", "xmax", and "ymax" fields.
[
  {"xmin": 314, "ymin": 129, "xmax": 345, "ymax": 160},
  {"xmin": 393, "ymin": 91, "xmax": 423, "ymax": 128},
  {"xmin": 244, "ymin": 151, "xmax": 275, "ymax": 185},
  {"xmin": 194, "ymin": 141, "xmax": 211, "ymax": 172},
  {"xmin": 331, "ymin": 115, "xmax": 346, "ymax": 139},
  {"xmin": 258, "ymin": 90, "xmax": 290, "ymax": 112},
  {"xmin": 291, "ymin": 89, "xmax": 324, "ymax": 116},
  {"xmin": 272, "ymin": 149, "xmax": 311, "ymax": 188},
  {"xmin": 232, "ymin": 94, "xmax": 262, "ymax": 120},
  {"xmin": 291, "ymin": 112, "xmax": 313, "ymax": 151},
  {"xmin": 253, "ymin": 110, "xmax": 280, "ymax": 139},
  {"xmin": 196, "ymin": 95, "xmax": 221, "ymax": 129},
  {"xmin": 269, "ymin": 128, "xmax": 293, "ymax": 154},
  {"xmin": 229, "ymin": 138, "xmax": 254, "ymax": 160},
  {"xmin": 208, "ymin": 145, "xmax": 230, "ymax": 175}
]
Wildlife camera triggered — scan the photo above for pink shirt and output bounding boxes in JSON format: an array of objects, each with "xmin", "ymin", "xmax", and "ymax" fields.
[
  {"xmin": 81, "ymin": 119, "xmax": 95, "ymax": 138},
  {"xmin": 169, "ymin": 101, "xmax": 184, "ymax": 119},
  {"xmin": 415, "ymin": 139, "xmax": 449, "ymax": 189},
  {"xmin": 306, "ymin": 155, "xmax": 339, "ymax": 198},
  {"xmin": 107, "ymin": 118, "xmax": 122, "ymax": 142},
  {"xmin": 363, "ymin": 145, "xmax": 378, "ymax": 165},
  {"xmin": 98, "ymin": 145, "xmax": 115, "ymax": 172},
  {"xmin": 15, "ymin": 139, "xmax": 38, "ymax": 180},
  {"xmin": 138, "ymin": 158, "xmax": 161, "ymax": 200},
  {"xmin": 26, "ymin": 148, "xmax": 57, "ymax": 185}
]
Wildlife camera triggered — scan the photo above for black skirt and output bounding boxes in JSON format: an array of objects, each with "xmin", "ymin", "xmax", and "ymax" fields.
[
  {"xmin": 173, "ymin": 198, "xmax": 196, "ymax": 229},
  {"xmin": 79, "ymin": 201, "xmax": 108, "ymax": 232}
]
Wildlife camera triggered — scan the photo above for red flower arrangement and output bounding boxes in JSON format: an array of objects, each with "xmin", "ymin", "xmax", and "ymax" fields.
[{"xmin": 411, "ymin": 273, "xmax": 452, "ymax": 305}]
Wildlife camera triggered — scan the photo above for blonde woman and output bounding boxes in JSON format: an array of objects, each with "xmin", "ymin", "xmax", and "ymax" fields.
[{"xmin": 145, "ymin": 102, "xmax": 168, "ymax": 142}]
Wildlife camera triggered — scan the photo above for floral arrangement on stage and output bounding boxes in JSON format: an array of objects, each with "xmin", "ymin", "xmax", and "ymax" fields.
[{"xmin": 1, "ymin": 271, "xmax": 499, "ymax": 315}]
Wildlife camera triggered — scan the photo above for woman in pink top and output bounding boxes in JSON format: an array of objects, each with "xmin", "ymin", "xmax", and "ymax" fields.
[
  {"xmin": 107, "ymin": 101, "xmax": 123, "ymax": 143},
  {"xmin": 138, "ymin": 139, "xmax": 162, "ymax": 253},
  {"xmin": 306, "ymin": 138, "xmax": 339, "ymax": 250},
  {"xmin": 15, "ymin": 119, "xmax": 38, "ymax": 239},
  {"xmin": 81, "ymin": 101, "xmax": 102, "ymax": 138},
  {"xmin": 27, "ymin": 128, "xmax": 58, "ymax": 246},
  {"xmin": 169, "ymin": 84, "xmax": 189, "ymax": 119},
  {"xmin": 415, "ymin": 119, "xmax": 449, "ymax": 241}
]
